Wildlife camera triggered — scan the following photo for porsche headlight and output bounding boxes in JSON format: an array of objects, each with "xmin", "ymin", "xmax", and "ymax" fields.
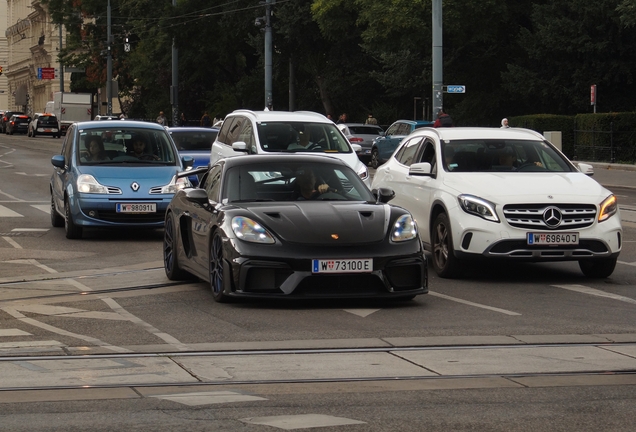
[
  {"xmin": 598, "ymin": 194, "xmax": 618, "ymax": 222},
  {"xmin": 232, "ymin": 216, "xmax": 275, "ymax": 244},
  {"xmin": 77, "ymin": 174, "xmax": 109, "ymax": 194},
  {"xmin": 160, "ymin": 176, "xmax": 191, "ymax": 194},
  {"xmin": 391, "ymin": 214, "xmax": 417, "ymax": 242},
  {"xmin": 458, "ymin": 194, "xmax": 499, "ymax": 222}
]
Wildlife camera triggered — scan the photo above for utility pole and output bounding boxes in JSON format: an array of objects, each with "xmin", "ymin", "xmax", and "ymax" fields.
[
  {"xmin": 106, "ymin": 0, "xmax": 112, "ymax": 116},
  {"xmin": 264, "ymin": 0, "xmax": 273, "ymax": 110},
  {"xmin": 171, "ymin": 0, "xmax": 178, "ymax": 126},
  {"xmin": 432, "ymin": 0, "xmax": 443, "ymax": 118},
  {"xmin": 59, "ymin": 25, "xmax": 64, "ymax": 92}
]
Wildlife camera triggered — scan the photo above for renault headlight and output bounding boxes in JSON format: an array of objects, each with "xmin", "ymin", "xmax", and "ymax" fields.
[
  {"xmin": 77, "ymin": 174, "xmax": 109, "ymax": 194},
  {"xmin": 598, "ymin": 194, "xmax": 618, "ymax": 222},
  {"xmin": 458, "ymin": 194, "xmax": 499, "ymax": 222},
  {"xmin": 391, "ymin": 214, "xmax": 417, "ymax": 242},
  {"xmin": 232, "ymin": 216, "xmax": 275, "ymax": 244},
  {"xmin": 160, "ymin": 176, "xmax": 191, "ymax": 194}
]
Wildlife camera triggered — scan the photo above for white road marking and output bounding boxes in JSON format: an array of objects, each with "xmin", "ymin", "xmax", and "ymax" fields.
[
  {"xmin": 429, "ymin": 291, "xmax": 521, "ymax": 316},
  {"xmin": 343, "ymin": 308, "xmax": 380, "ymax": 317},
  {"xmin": 15, "ymin": 172, "xmax": 48, "ymax": 177},
  {"xmin": 11, "ymin": 228, "xmax": 49, "ymax": 231},
  {"xmin": 7, "ymin": 259, "xmax": 58, "ymax": 273},
  {"xmin": 552, "ymin": 284, "xmax": 636, "ymax": 305},
  {"xmin": 0, "ymin": 205, "xmax": 23, "ymax": 217},
  {"xmin": 30, "ymin": 205, "xmax": 51, "ymax": 213},
  {"xmin": 0, "ymin": 307, "xmax": 132, "ymax": 353},
  {"xmin": 618, "ymin": 260, "xmax": 636, "ymax": 267},
  {"xmin": 0, "ymin": 190, "xmax": 24, "ymax": 201},
  {"xmin": 0, "ymin": 329, "xmax": 32, "ymax": 337},
  {"xmin": 10, "ymin": 305, "xmax": 128, "ymax": 321},
  {"xmin": 2, "ymin": 237, "xmax": 22, "ymax": 249},
  {"xmin": 241, "ymin": 414, "xmax": 366, "ymax": 429},
  {"xmin": 152, "ymin": 391, "xmax": 267, "ymax": 406}
]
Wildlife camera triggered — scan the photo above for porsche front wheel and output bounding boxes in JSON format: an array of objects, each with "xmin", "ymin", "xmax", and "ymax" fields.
[
  {"xmin": 163, "ymin": 212, "xmax": 189, "ymax": 280},
  {"xmin": 209, "ymin": 233, "xmax": 229, "ymax": 302}
]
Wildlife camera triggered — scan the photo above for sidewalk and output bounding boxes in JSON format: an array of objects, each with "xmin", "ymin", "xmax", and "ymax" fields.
[{"xmin": 582, "ymin": 161, "xmax": 636, "ymax": 189}]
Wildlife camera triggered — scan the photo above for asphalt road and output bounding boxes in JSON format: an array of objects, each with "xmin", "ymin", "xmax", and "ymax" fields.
[{"xmin": 0, "ymin": 132, "xmax": 634, "ymax": 431}]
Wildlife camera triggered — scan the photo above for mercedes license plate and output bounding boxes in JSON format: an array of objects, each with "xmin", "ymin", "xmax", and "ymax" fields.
[
  {"xmin": 527, "ymin": 232, "xmax": 579, "ymax": 245},
  {"xmin": 116, "ymin": 203, "xmax": 157, "ymax": 213},
  {"xmin": 312, "ymin": 259, "xmax": 373, "ymax": 274}
]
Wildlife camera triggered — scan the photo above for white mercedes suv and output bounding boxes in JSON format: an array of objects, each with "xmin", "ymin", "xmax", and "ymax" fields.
[
  {"xmin": 371, "ymin": 127, "xmax": 622, "ymax": 278},
  {"xmin": 210, "ymin": 110, "xmax": 370, "ymax": 186}
]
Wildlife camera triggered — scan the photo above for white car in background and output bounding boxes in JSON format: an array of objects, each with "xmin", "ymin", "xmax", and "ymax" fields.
[
  {"xmin": 371, "ymin": 127, "xmax": 622, "ymax": 278},
  {"xmin": 210, "ymin": 110, "xmax": 370, "ymax": 186}
]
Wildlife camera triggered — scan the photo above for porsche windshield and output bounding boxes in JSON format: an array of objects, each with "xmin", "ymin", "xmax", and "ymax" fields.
[
  {"xmin": 223, "ymin": 161, "xmax": 374, "ymax": 203},
  {"xmin": 78, "ymin": 127, "xmax": 178, "ymax": 165},
  {"xmin": 442, "ymin": 139, "xmax": 574, "ymax": 173},
  {"xmin": 256, "ymin": 122, "xmax": 352, "ymax": 153}
]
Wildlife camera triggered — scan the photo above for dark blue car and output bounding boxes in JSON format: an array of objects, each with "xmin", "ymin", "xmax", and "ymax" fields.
[
  {"xmin": 370, "ymin": 119, "xmax": 434, "ymax": 168},
  {"xmin": 168, "ymin": 126, "xmax": 219, "ymax": 184},
  {"xmin": 50, "ymin": 120, "xmax": 193, "ymax": 239}
]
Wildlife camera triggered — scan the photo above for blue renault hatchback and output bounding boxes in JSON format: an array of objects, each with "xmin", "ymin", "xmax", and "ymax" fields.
[{"xmin": 50, "ymin": 120, "xmax": 193, "ymax": 239}]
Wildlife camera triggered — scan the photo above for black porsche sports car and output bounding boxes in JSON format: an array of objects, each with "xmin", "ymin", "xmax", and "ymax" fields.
[{"xmin": 163, "ymin": 154, "xmax": 428, "ymax": 302}]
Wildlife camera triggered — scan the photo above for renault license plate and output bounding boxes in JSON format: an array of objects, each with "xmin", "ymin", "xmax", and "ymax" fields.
[
  {"xmin": 527, "ymin": 232, "xmax": 579, "ymax": 245},
  {"xmin": 116, "ymin": 203, "xmax": 157, "ymax": 213},
  {"xmin": 312, "ymin": 259, "xmax": 373, "ymax": 274}
]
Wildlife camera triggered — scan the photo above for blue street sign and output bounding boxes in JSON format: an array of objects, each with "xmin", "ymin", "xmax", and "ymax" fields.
[
  {"xmin": 37, "ymin": 68, "xmax": 42, "ymax": 80},
  {"xmin": 446, "ymin": 85, "xmax": 466, "ymax": 93}
]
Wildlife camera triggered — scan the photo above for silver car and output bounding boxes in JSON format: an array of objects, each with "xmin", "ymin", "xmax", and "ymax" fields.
[{"xmin": 337, "ymin": 123, "xmax": 384, "ymax": 165}]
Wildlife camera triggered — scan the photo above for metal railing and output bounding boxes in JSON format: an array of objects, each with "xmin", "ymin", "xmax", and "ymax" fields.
[{"xmin": 573, "ymin": 123, "xmax": 636, "ymax": 163}]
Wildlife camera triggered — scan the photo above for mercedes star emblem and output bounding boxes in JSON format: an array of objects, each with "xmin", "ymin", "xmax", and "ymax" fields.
[{"xmin": 543, "ymin": 206, "xmax": 563, "ymax": 228}]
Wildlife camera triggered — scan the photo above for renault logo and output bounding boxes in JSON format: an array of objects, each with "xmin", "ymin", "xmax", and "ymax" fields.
[
  {"xmin": 543, "ymin": 206, "xmax": 562, "ymax": 228},
  {"xmin": 131, "ymin": 182, "xmax": 140, "ymax": 192}
]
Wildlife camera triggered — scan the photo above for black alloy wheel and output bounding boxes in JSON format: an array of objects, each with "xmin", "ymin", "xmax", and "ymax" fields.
[
  {"xmin": 163, "ymin": 212, "xmax": 189, "ymax": 280},
  {"xmin": 209, "ymin": 232, "xmax": 229, "ymax": 302}
]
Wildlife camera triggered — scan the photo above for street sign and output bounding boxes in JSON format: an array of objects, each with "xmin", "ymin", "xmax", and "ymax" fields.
[
  {"xmin": 41, "ymin": 67, "xmax": 55, "ymax": 80},
  {"xmin": 446, "ymin": 85, "xmax": 466, "ymax": 93},
  {"xmin": 124, "ymin": 43, "xmax": 130, "ymax": 52}
]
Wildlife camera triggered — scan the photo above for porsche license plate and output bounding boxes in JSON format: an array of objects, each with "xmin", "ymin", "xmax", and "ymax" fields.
[
  {"xmin": 116, "ymin": 203, "xmax": 156, "ymax": 213},
  {"xmin": 312, "ymin": 259, "xmax": 373, "ymax": 274},
  {"xmin": 527, "ymin": 232, "xmax": 579, "ymax": 245}
]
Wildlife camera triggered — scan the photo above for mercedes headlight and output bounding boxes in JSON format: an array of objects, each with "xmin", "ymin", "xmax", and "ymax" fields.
[
  {"xmin": 391, "ymin": 214, "xmax": 417, "ymax": 242},
  {"xmin": 357, "ymin": 165, "xmax": 369, "ymax": 181},
  {"xmin": 458, "ymin": 194, "xmax": 499, "ymax": 222},
  {"xmin": 232, "ymin": 216, "xmax": 275, "ymax": 244},
  {"xmin": 160, "ymin": 176, "xmax": 191, "ymax": 194},
  {"xmin": 77, "ymin": 174, "xmax": 109, "ymax": 194},
  {"xmin": 598, "ymin": 194, "xmax": 617, "ymax": 222}
]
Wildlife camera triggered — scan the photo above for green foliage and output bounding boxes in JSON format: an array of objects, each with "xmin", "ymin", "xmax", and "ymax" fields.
[{"xmin": 509, "ymin": 114, "xmax": 575, "ymax": 157}]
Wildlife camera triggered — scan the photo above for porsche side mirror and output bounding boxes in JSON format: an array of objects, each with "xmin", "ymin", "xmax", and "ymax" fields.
[
  {"xmin": 185, "ymin": 188, "xmax": 210, "ymax": 205},
  {"xmin": 372, "ymin": 187, "xmax": 395, "ymax": 204}
]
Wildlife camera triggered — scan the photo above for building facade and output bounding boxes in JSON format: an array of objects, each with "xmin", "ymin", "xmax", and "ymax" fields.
[{"xmin": 4, "ymin": 0, "xmax": 66, "ymax": 114}]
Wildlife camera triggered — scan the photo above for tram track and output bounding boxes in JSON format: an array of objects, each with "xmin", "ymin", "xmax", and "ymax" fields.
[{"xmin": 0, "ymin": 343, "xmax": 635, "ymax": 393}]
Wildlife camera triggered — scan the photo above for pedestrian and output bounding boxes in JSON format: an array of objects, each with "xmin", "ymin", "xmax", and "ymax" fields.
[
  {"xmin": 179, "ymin": 112, "xmax": 187, "ymax": 127},
  {"xmin": 501, "ymin": 118, "xmax": 510, "ymax": 128},
  {"xmin": 336, "ymin": 113, "xmax": 348, "ymax": 124},
  {"xmin": 201, "ymin": 112, "xmax": 212, "ymax": 127},
  {"xmin": 156, "ymin": 111, "xmax": 168, "ymax": 126},
  {"xmin": 213, "ymin": 113, "xmax": 222, "ymax": 125},
  {"xmin": 433, "ymin": 109, "xmax": 453, "ymax": 128},
  {"xmin": 365, "ymin": 114, "xmax": 378, "ymax": 125},
  {"xmin": 326, "ymin": 114, "xmax": 334, "ymax": 121}
]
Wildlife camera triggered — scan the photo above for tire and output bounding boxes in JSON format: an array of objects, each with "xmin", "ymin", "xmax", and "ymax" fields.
[
  {"xmin": 579, "ymin": 257, "xmax": 617, "ymax": 278},
  {"xmin": 370, "ymin": 148, "xmax": 380, "ymax": 169},
  {"xmin": 163, "ymin": 212, "xmax": 189, "ymax": 280},
  {"xmin": 64, "ymin": 199, "xmax": 83, "ymax": 239},
  {"xmin": 431, "ymin": 212, "xmax": 461, "ymax": 278},
  {"xmin": 50, "ymin": 195, "xmax": 64, "ymax": 228},
  {"xmin": 209, "ymin": 232, "xmax": 229, "ymax": 303}
]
